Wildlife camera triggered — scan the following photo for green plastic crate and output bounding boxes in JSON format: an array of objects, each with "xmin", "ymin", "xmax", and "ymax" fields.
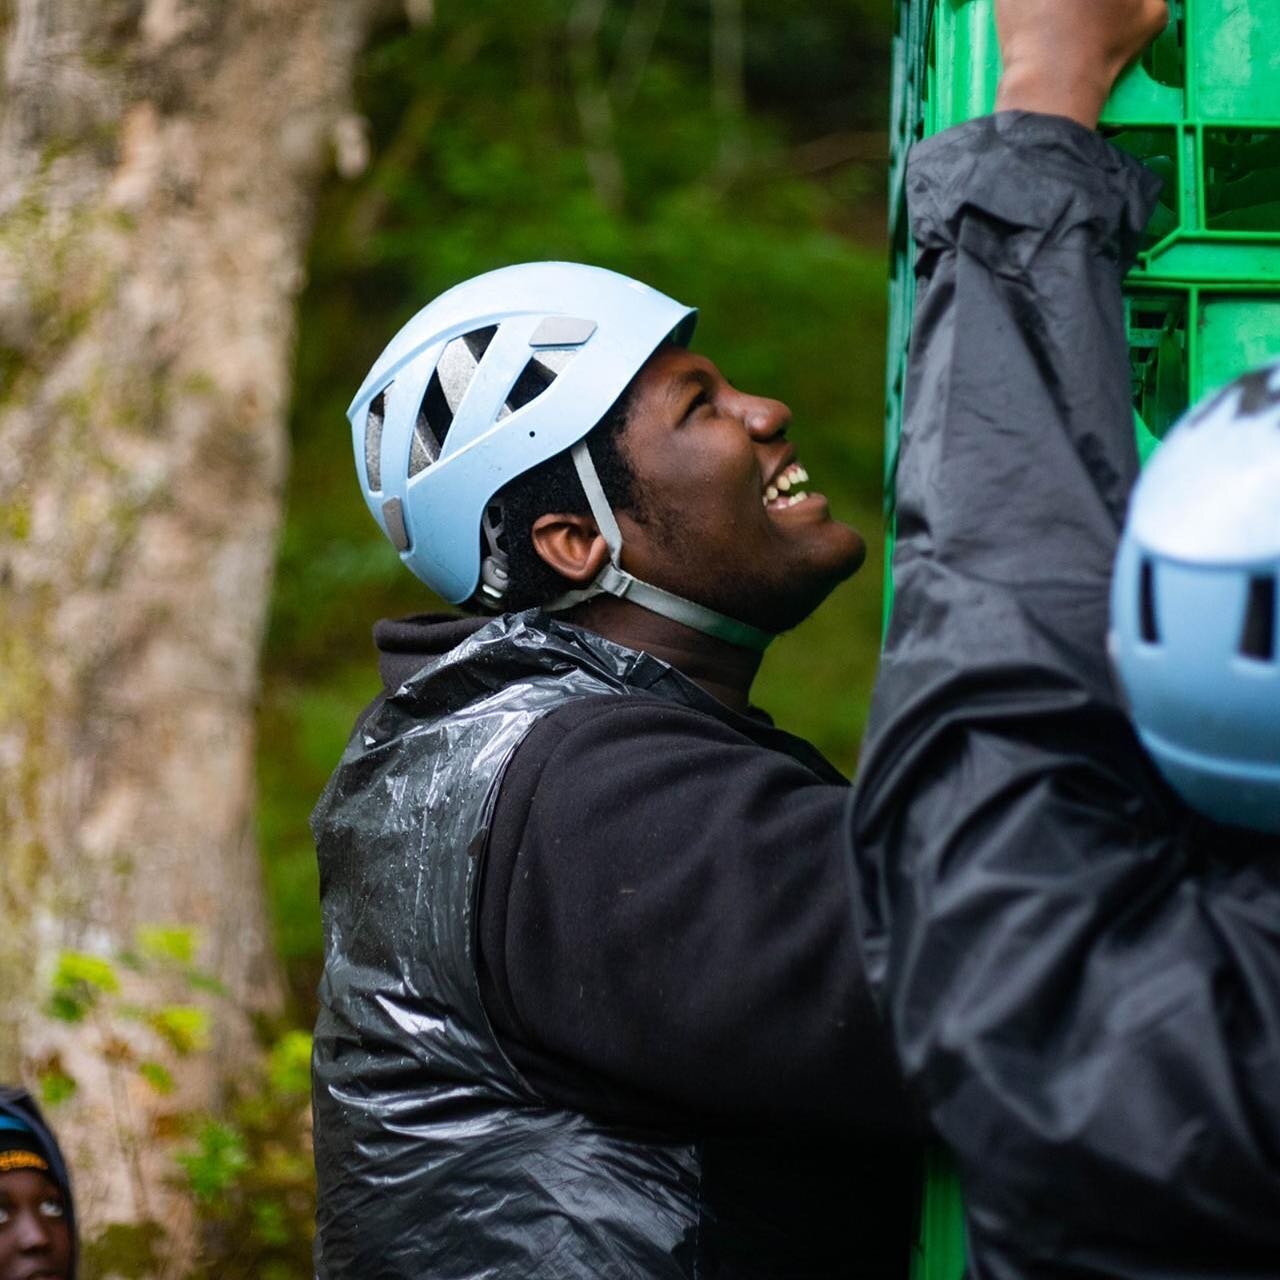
[
  {"xmin": 888, "ymin": 0, "xmax": 1280, "ymax": 456},
  {"xmin": 884, "ymin": 2, "xmax": 1280, "ymax": 1273},
  {"xmin": 910, "ymin": 1148, "xmax": 967, "ymax": 1280}
]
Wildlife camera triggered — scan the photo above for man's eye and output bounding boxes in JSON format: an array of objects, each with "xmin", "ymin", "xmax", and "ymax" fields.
[
  {"xmin": 40, "ymin": 1198, "xmax": 64, "ymax": 1218},
  {"xmin": 685, "ymin": 390, "xmax": 710, "ymax": 418}
]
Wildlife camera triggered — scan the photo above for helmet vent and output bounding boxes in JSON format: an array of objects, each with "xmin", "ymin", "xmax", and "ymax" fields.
[
  {"xmin": 505, "ymin": 353, "xmax": 566, "ymax": 414},
  {"xmin": 463, "ymin": 324, "xmax": 497, "ymax": 361},
  {"xmin": 364, "ymin": 387, "xmax": 388, "ymax": 491},
  {"xmin": 409, "ymin": 326, "xmax": 499, "ymax": 477},
  {"xmin": 1139, "ymin": 560, "xmax": 1160, "ymax": 644},
  {"xmin": 1240, "ymin": 576, "xmax": 1276, "ymax": 661},
  {"xmin": 436, "ymin": 325, "xmax": 496, "ymax": 413},
  {"xmin": 410, "ymin": 369, "xmax": 453, "ymax": 476}
]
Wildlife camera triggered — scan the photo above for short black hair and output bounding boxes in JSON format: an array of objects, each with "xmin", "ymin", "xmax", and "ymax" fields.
[{"xmin": 494, "ymin": 382, "xmax": 643, "ymax": 611}]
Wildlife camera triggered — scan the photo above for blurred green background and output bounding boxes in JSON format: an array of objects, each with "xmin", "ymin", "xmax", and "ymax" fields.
[{"xmin": 258, "ymin": 0, "xmax": 894, "ymax": 1010}]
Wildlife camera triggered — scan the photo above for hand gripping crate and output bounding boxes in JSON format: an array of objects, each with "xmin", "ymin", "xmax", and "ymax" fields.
[
  {"xmin": 884, "ymin": 3, "xmax": 1280, "ymax": 1276},
  {"xmin": 886, "ymin": 0, "xmax": 1280, "ymax": 521}
]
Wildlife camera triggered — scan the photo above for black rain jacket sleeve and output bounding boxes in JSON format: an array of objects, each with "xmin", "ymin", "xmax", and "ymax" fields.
[{"xmin": 851, "ymin": 112, "xmax": 1280, "ymax": 1279}]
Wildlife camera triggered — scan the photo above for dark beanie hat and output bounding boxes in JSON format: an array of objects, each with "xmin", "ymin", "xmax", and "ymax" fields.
[{"xmin": 0, "ymin": 1114, "xmax": 52, "ymax": 1176}]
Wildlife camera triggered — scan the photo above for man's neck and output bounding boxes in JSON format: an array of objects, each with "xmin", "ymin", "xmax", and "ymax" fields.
[{"xmin": 562, "ymin": 597, "xmax": 764, "ymax": 714}]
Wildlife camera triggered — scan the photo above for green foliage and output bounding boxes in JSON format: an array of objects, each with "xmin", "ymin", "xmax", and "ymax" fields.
[
  {"xmin": 267, "ymin": 1030, "xmax": 314, "ymax": 1098},
  {"xmin": 136, "ymin": 924, "xmax": 198, "ymax": 967},
  {"xmin": 47, "ymin": 950, "xmax": 120, "ymax": 1022},
  {"xmin": 126, "ymin": 925, "xmax": 227, "ymax": 997},
  {"xmin": 178, "ymin": 1121, "xmax": 250, "ymax": 1202},
  {"xmin": 39, "ymin": 928, "xmax": 319, "ymax": 1277},
  {"xmin": 181, "ymin": 1075, "xmax": 317, "ymax": 1280},
  {"xmin": 138, "ymin": 1060, "xmax": 176, "ymax": 1095},
  {"xmin": 147, "ymin": 1004, "xmax": 211, "ymax": 1057},
  {"xmin": 78, "ymin": 1222, "xmax": 166, "ymax": 1280},
  {"xmin": 36, "ymin": 1062, "xmax": 78, "ymax": 1108},
  {"xmin": 261, "ymin": 0, "xmax": 892, "ymax": 1013}
]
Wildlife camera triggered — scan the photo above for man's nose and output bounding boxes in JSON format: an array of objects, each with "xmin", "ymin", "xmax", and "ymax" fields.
[
  {"xmin": 15, "ymin": 1207, "xmax": 55, "ymax": 1251},
  {"xmin": 740, "ymin": 394, "xmax": 791, "ymax": 440}
]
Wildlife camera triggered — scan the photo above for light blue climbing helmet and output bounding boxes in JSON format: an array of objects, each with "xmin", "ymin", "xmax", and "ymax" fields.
[
  {"xmin": 348, "ymin": 261, "xmax": 774, "ymax": 650},
  {"xmin": 1110, "ymin": 362, "xmax": 1280, "ymax": 834}
]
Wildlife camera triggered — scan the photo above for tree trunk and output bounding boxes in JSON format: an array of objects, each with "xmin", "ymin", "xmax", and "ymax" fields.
[{"xmin": 0, "ymin": 0, "xmax": 374, "ymax": 1257}]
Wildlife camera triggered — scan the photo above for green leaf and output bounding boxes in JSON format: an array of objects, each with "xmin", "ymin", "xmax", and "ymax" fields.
[
  {"xmin": 46, "ymin": 991, "xmax": 87, "ymax": 1023},
  {"xmin": 53, "ymin": 950, "xmax": 120, "ymax": 995},
  {"xmin": 36, "ymin": 1067, "xmax": 78, "ymax": 1108},
  {"xmin": 137, "ymin": 1061, "xmax": 175, "ymax": 1095},
  {"xmin": 252, "ymin": 1198, "xmax": 290, "ymax": 1246},
  {"xmin": 135, "ymin": 925, "xmax": 198, "ymax": 967},
  {"xmin": 177, "ymin": 1120, "xmax": 249, "ymax": 1202},
  {"xmin": 148, "ymin": 1004, "xmax": 211, "ymax": 1056},
  {"xmin": 184, "ymin": 968, "xmax": 229, "ymax": 998},
  {"xmin": 46, "ymin": 950, "xmax": 120, "ymax": 1021},
  {"xmin": 267, "ymin": 1030, "xmax": 313, "ymax": 1098}
]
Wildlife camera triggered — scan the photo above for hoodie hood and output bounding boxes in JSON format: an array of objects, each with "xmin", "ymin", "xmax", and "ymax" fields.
[
  {"xmin": 0, "ymin": 1087, "xmax": 77, "ymax": 1278},
  {"xmin": 373, "ymin": 613, "xmax": 486, "ymax": 694},
  {"xmin": 366, "ymin": 610, "xmax": 842, "ymax": 784}
]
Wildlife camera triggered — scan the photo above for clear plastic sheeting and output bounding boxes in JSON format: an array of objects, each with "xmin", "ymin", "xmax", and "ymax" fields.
[{"xmin": 854, "ymin": 113, "xmax": 1280, "ymax": 1280}]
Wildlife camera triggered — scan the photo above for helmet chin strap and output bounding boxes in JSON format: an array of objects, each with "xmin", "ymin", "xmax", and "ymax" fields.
[{"xmin": 543, "ymin": 442, "xmax": 776, "ymax": 653}]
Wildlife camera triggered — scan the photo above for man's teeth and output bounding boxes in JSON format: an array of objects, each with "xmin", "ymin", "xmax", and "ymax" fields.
[{"xmin": 764, "ymin": 463, "xmax": 810, "ymax": 507}]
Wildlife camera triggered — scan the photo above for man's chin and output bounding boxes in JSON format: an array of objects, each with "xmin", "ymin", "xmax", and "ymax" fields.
[
  {"xmin": 836, "ymin": 526, "xmax": 868, "ymax": 578},
  {"xmin": 805, "ymin": 521, "xmax": 868, "ymax": 588},
  {"xmin": 743, "ymin": 551, "xmax": 869, "ymax": 636}
]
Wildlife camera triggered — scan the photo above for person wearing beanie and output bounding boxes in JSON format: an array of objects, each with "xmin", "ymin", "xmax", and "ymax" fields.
[{"xmin": 0, "ymin": 1089, "xmax": 75, "ymax": 1280}]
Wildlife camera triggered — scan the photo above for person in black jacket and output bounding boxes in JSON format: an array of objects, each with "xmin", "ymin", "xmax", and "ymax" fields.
[
  {"xmin": 314, "ymin": 265, "xmax": 919, "ymax": 1276},
  {"xmin": 0, "ymin": 1088, "xmax": 76, "ymax": 1280},
  {"xmin": 852, "ymin": 0, "xmax": 1280, "ymax": 1276}
]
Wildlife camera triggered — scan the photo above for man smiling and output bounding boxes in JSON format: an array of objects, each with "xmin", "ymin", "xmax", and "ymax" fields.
[{"xmin": 311, "ymin": 263, "xmax": 918, "ymax": 1278}]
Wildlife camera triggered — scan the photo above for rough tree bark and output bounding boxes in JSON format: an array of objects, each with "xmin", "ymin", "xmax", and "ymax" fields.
[{"xmin": 0, "ymin": 0, "xmax": 375, "ymax": 1258}]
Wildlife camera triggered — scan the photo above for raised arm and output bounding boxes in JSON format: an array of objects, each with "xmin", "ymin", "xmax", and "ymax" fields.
[
  {"xmin": 994, "ymin": 0, "xmax": 1170, "ymax": 128},
  {"xmin": 853, "ymin": 4, "xmax": 1280, "ymax": 1276}
]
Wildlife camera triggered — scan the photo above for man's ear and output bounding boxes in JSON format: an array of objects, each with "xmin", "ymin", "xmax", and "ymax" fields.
[{"xmin": 530, "ymin": 512, "xmax": 611, "ymax": 585}]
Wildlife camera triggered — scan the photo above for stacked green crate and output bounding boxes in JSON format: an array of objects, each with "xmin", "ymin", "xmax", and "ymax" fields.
[
  {"xmin": 886, "ymin": 3, "xmax": 1280, "ymax": 1276},
  {"xmin": 882, "ymin": 0, "xmax": 927, "ymax": 622}
]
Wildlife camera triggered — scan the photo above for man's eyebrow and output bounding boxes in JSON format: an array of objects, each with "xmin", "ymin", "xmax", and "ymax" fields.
[{"xmin": 664, "ymin": 366, "xmax": 710, "ymax": 407}]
